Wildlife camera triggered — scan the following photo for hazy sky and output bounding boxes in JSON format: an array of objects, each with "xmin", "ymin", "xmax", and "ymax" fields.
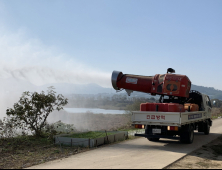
[{"xmin": 0, "ymin": 0, "xmax": 222, "ymax": 89}]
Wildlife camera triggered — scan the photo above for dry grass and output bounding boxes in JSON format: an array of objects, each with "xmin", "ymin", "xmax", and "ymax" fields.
[
  {"xmin": 0, "ymin": 135, "xmax": 91, "ymax": 169},
  {"xmin": 0, "ymin": 133, "xmax": 137, "ymax": 169},
  {"xmin": 0, "ymin": 113, "xmax": 135, "ymax": 169},
  {"xmin": 211, "ymin": 108, "xmax": 222, "ymax": 119}
]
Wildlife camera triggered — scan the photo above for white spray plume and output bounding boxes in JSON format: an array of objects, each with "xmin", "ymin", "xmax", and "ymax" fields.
[
  {"xmin": 0, "ymin": 28, "xmax": 112, "ymax": 120},
  {"xmin": 0, "ymin": 28, "xmax": 111, "ymax": 87}
]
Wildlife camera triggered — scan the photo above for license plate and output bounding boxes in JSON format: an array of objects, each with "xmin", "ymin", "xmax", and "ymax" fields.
[{"xmin": 152, "ymin": 129, "xmax": 161, "ymax": 134}]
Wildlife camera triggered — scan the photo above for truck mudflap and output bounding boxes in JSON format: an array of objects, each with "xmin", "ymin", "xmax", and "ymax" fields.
[{"xmin": 135, "ymin": 134, "xmax": 180, "ymax": 140}]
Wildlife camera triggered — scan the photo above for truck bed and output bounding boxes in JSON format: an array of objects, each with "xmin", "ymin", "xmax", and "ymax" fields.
[{"xmin": 132, "ymin": 110, "xmax": 211, "ymax": 127}]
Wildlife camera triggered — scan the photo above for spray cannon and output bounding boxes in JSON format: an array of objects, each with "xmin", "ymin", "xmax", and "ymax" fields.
[{"xmin": 111, "ymin": 68, "xmax": 191, "ymax": 99}]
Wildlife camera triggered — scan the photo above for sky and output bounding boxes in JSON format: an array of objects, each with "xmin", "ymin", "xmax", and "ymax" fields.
[{"xmin": 0, "ymin": 0, "xmax": 222, "ymax": 89}]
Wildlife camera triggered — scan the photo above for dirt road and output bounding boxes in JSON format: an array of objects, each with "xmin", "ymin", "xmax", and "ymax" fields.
[{"xmin": 28, "ymin": 118, "xmax": 222, "ymax": 169}]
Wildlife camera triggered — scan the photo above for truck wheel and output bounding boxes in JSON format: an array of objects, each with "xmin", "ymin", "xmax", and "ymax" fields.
[
  {"xmin": 198, "ymin": 122, "xmax": 204, "ymax": 132},
  {"xmin": 180, "ymin": 125, "xmax": 194, "ymax": 144},
  {"xmin": 204, "ymin": 121, "xmax": 210, "ymax": 135},
  {"xmin": 148, "ymin": 138, "xmax": 160, "ymax": 142},
  {"xmin": 187, "ymin": 125, "xmax": 194, "ymax": 144}
]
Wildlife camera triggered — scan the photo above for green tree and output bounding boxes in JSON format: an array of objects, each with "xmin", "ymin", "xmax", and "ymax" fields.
[{"xmin": 6, "ymin": 87, "xmax": 68, "ymax": 137}]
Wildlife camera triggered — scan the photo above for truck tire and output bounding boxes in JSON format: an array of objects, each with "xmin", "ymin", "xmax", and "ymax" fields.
[
  {"xmin": 204, "ymin": 121, "xmax": 210, "ymax": 135},
  {"xmin": 180, "ymin": 125, "xmax": 194, "ymax": 144},
  {"xmin": 148, "ymin": 138, "xmax": 160, "ymax": 142},
  {"xmin": 198, "ymin": 122, "xmax": 204, "ymax": 132}
]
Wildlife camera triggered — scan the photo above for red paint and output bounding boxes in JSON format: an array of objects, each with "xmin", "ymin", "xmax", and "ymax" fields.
[
  {"xmin": 140, "ymin": 103, "xmax": 147, "ymax": 111},
  {"xmin": 116, "ymin": 73, "xmax": 191, "ymax": 98},
  {"xmin": 161, "ymin": 115, "xmax": 165, "ymax": 120},
  {"xmin": 140, "ymin": 103, "xmax": 185, "ymax": 112}
]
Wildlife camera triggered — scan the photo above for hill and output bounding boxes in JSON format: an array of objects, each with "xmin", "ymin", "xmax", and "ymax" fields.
[
  {"xmin": 191, "ymin": 84, "xmax": 222, "ymax": 100},
  {"xmin": 1, "ymin": 78, "xmax": 222, "ymax": 100}
]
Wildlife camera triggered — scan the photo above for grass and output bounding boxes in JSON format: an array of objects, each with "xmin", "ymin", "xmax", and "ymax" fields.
[
  {"xmin": 211, "ymin": 108, "xmax": 222, "ymax": 120},
  {"xmin": 0, "ymin": 129, "xmax": 135, "ymax": 169},
  {"xmin": 116, "ymin": 126, "xmax": 137, "ymax": 131},
  {"xmin": 64, "ymin": 131, "xmax": 116, "ymax": 139},
  {"xmin": 212, "ymin": 114, "xmax": 222, "ymax": 120},
  {"xmin": 0, "ymin": 135, "xmax": 89, "ymax": 169}
]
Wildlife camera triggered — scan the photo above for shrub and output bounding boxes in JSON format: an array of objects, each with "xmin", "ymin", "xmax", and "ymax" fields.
[{"xmin": 6, "ymin": 87, "xmax": 68, "ymax": 137}]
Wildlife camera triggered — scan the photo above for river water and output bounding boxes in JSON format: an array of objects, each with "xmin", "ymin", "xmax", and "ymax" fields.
[{"xmin": 63, "ymin": 108, "xmax": 126, "ymax": 114}]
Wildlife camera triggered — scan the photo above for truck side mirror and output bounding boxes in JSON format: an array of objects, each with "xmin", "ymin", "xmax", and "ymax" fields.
[{"xmin": 212, "ymin": 100, "xmax": 217, "ymax": 107}]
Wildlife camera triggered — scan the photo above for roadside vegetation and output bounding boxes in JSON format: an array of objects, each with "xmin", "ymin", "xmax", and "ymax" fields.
[
  {"xmin": 0, "ymin": 87, "xmax": 70, "ymax": 169},
  {"xmin": 0, "ymin": 134, "xmax": 89, "ymax": 169},
  {"xmin": 0, "ymin": 87, "xmax": 138, "ymax": 169},
  {"xmin": 211, "ymin": 107, "xmax": 222, "ymax": 119},
  {"xmin": 1, "ymin": 88, "xmax": 222, "ymax": 169},
  {"xmin": 0, "ymin": 122, "xmax": 136, "ymax": 169},
  {"xmin": 211, "ymin": 99, "xmax": 222, "ymax": 119},
  {"xmin": 1, "ymin": 87, "xmax": 68, "ymax": 139}
]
